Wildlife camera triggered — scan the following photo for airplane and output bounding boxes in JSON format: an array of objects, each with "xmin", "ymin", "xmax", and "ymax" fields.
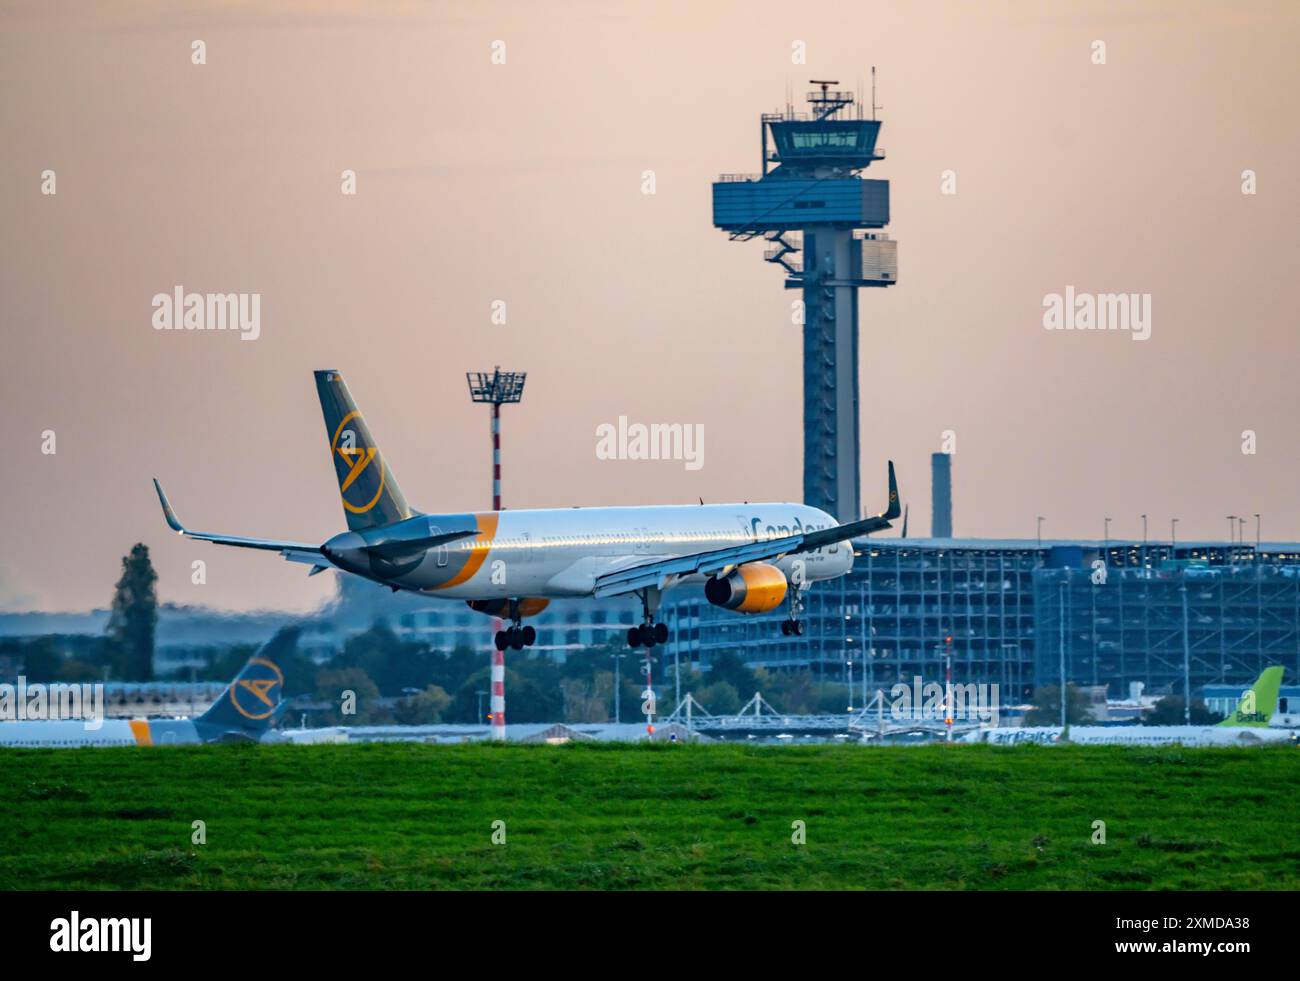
[
  {"xmin": 968, "ymin": 667, "xmax": 1296, "ymax": 747},
  {"xmin": 0, "ymin": 629, "xmax": 292, "ymax": 748},
  {"xmin": 154, "ymin": 370, "xmax": 900, "ymax": 652}
]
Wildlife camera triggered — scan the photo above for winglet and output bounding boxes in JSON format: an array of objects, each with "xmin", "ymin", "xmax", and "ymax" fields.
[
  {"xmin": 152, "ymin": 479, "xmax": 186, "ymax": 535},
  {"xmin": 883, "ymin": 460, "xmax": 900, "ymax": 520}
]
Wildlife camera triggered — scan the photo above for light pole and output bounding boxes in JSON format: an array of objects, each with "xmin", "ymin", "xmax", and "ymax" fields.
[
  {"xmin": 1037, "ymin": 516, "xmax": 1045, "ymax": 549},
  {"xmin": 1226, "ymin": 515, "xmax": 1237, "ymax": 566},
  {"xmin": 1180, "ymin": 583, "xmax": 1191, "ymax": 725},
  {"xmin": 1254, "ymin": 514, "xmax": 1261, "ymax": 552},
  {"xmin": 611, "ymin": 653, "xmax": 625, "ymax": 724},
  {"xmin": 1141, "ymin": 513, "xmax": 1148, "ymax": 571},
  {"xmin": 1171, "ymin": 518, "xmax": 1179, "ymax": 558},
  {"xmin": 1058, "ymin": 577, "xmax": 1067, "ymax": 729}
]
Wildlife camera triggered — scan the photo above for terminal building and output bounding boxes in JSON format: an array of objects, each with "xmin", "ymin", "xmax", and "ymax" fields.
[{"xmin": 676, "ymin": 537, "xmax": 1300, "ymax": 699}]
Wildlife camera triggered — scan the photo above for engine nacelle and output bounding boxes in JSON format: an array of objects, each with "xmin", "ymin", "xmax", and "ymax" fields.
[{"xmin": 704, "ymin": 562, "xmax": 788, "ymax": 614}]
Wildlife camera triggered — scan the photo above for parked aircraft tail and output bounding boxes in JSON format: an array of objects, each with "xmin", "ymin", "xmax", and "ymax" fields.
[
  {"xmin": 196, "ymin": 628, "xmax": 295, "ymax": 741},
  {"xmin": 1217, "ymin": 666, "xmax": 1284, "ymax": 727}
]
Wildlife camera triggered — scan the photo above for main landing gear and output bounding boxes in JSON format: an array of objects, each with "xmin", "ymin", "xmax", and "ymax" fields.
[
  {"xmin": 780, "ymin": 585, "xmax": 807, "ymax": 636},
  {"xmin": 628, "ymin": 587, "xmax": 668, "ymax": 648},
  {"xmin": 628, "ymin": 621, "xmax": 669, "ymax": 648},
  {"xmin": 494, "ymin": 600, "xmax": 537, "ymax": 651}
]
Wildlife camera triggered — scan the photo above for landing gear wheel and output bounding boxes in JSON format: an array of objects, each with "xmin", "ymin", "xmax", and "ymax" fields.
[
  {"xmin": 627, "ymin": 626, "xmax": 642, "ymax": 648},
  {"xmin": 494, "ymin": 630, "xmax": 509, "ymax": 651},
  {"xmin": 522, "ymin": 625, "xmax": 536, "ymax": 647},
  {"xmin": 509, "ymin": 628, "xmax": 526, "ymax": 651},
  {"xmin": 794, "ymin": 619, "xmax": 805, "ymax": 636},
  {"xmin": 653, "ymin": 622, "xmax": 668, "ymax": 645}
]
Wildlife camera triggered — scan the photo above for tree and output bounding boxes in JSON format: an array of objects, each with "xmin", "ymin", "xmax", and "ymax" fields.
[
  {"xmin": 391, "ymin": 684, "xmax": 451, "ymax": 724},
  {"xmin": 1023, "ymin": 684, "xmax": 1095, "ymax": 726},
  {"xmin": 695, "ymin": 680, "xmax": 741, "ymax": 715},
  {"xmin": 106, "ymin": 543, "xmax": 158, "ymax": 680},
  {"xmin": 707, "ymin": 651, "xmax": 760, "ymax": 699},
  {"xmin": 11, "ymin": 636, "xmax": 61, "ymax": 681},
  {"xmin": 315, "ymin": 667, "xmax": 384, "ymax": 724},
  {"xmin": 1145, "ymin": 695, "xmax": 1222, "ymax": 726},
  {"xmin": 560, "ymin": 671, "xmax": 614, "ymax": 723},
  {"xmin": 765, "ymin": 670, "xmax": 815, "ymax": 714}
]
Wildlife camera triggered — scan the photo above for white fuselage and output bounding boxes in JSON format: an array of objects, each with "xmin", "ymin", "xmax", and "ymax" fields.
[
  {"xmin": 0, "ymin": 718, "xmax": 199, "ymax": 748},
  {"xmin": 395, "ymin": 502, "xmax": 852, "ymax": 599},
  {"xmin": 973, "ymin": 725, "xmax": 1296, "ymax": 747}
]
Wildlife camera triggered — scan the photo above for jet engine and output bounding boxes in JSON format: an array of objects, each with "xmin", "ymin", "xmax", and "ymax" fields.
[{"xmin": 704, "ymin": 562, "xmax": 788, "ymax": 614}]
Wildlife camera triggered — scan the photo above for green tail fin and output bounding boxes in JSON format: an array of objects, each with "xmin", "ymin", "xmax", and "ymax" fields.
[
  {"xmin": 1217, "ymin": 666, "xmax": 1284, "ymax": 727},
  {"xmin": 314, "ymin": 370, "xmax": 412, "ymax": 531}
]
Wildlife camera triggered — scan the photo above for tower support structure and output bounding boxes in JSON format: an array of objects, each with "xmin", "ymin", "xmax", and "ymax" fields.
[{"xmin": 713, "ymin": 81, "xmax": 897, "ymax": 521}]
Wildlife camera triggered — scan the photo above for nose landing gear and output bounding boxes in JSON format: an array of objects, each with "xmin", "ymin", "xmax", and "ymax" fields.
[{"xmin": 780, "ymin": 584, "xmax": 807, "ymax": 636}]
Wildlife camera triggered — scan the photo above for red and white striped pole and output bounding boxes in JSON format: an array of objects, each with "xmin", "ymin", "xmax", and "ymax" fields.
[
  {"xmin": 490, "ymin": 646, "xmax": 506, "ymax": 741},
  {"xmin": 490, "ymin": 400, "xmax": 505, "ymax": 741}
]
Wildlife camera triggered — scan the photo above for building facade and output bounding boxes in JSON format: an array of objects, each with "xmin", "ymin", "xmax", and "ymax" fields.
[{"xmin": 682, "ymin": 538, "xmax": 1300, "ymax": 698}]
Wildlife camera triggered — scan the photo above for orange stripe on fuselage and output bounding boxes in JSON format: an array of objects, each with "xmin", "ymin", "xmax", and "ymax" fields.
[
  {"xmin": 129, "ymin": 719, "xmax": 153, "ymax": 746},
  {"xmin": 435, "ymin": 512, "xmax": 499, "ymax": 589}
]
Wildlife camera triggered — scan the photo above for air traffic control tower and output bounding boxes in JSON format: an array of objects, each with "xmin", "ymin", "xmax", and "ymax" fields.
[{"xmin": 713, "ymin": 81, "xmax": 896, "ymax": 522}]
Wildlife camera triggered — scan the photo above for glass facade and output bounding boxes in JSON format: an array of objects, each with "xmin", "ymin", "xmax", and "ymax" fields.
[{"xmin": 677, "ymin": 539, "xmax": 1300, "ymax": 698}]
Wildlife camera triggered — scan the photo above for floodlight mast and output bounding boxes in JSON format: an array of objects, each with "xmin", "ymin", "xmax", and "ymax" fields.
[
  {"xmin": 466, "ymin": 366, "xmax": 526, "ymax": 512},
  {"xmin": 465, "ymin": 366, "xmax": 527, "ymax": 742}
]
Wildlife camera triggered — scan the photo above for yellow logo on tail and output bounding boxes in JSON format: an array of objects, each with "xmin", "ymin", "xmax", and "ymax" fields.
[
  {"xmin": 330, "ymin": 411, "xmax": 387, "ymax": 514},
  {"xmin": 230, "ymin": 657, "xmax": 284, "ymax": 721}
]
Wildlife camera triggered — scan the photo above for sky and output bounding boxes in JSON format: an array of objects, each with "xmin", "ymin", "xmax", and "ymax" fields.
[{"xmin": 1, "ymin": 0, "xmax": 1297, "ymax": 613}]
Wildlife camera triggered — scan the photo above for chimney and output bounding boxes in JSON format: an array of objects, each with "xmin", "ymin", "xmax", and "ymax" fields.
[{"xmin": 931, "ymin": 452, "xmax": 953, "ymax": 538}]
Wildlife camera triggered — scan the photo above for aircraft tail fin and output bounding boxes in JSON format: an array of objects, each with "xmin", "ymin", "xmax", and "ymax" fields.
[
  {"xmin": 314, "ymin": 370, "xmax": 412, "ymax": 531},
  {"xmin": 196, "ymin": 628, "xmax": 295, "ymax": 741},
  {"xmin": 1217, "ymin": 666, "xmax": 1284, "ymax": 727}
]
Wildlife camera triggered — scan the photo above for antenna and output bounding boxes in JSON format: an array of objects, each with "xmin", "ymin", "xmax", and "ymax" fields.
[{"xmin": 871, "ymin": 65, "xmax": 881, "ymax": 120}]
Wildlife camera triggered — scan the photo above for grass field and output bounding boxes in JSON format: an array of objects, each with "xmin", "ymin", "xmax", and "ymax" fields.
[{"xmin": 1, "ymin": 742, "xmax": 1296, "ymax": 890}]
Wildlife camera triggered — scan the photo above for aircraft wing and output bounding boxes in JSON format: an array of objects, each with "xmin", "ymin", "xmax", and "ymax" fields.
[
  {"xmin": 153, "ymin": 479, "xmax": 324, "ymax": 564},
  {"xmin": 593, "ymin": 461, "xmax": 900, "ymax": 599}
]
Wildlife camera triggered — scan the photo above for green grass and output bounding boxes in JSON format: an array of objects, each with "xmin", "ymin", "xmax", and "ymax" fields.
[{"xmin": 1, "ymin": 743, "xmax": 1296, "ymax": 890}]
